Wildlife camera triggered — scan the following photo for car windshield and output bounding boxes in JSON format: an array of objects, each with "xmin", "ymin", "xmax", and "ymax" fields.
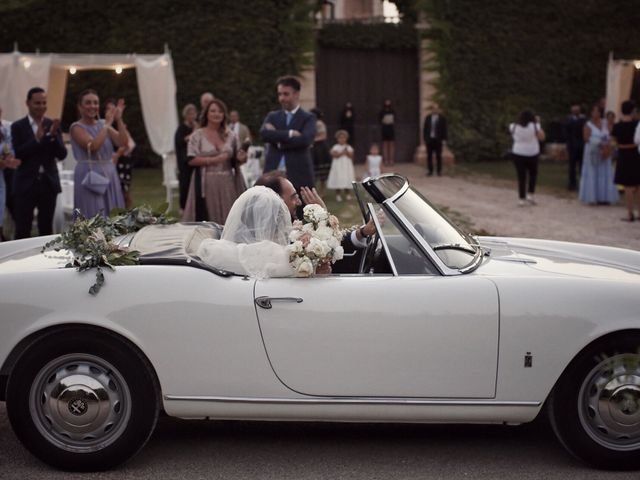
[{"xmin": 367, "ymin": 176, "xmax": 480, "ymax": 271}]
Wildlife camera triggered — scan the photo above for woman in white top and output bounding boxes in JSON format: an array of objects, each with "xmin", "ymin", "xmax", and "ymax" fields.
[{"xmin": 510, "ymin": 110, "xmax": 545, "ymax": 206}]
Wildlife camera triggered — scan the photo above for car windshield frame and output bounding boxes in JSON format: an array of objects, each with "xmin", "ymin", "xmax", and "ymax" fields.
[{"xmin": 361, "ymin": 174, "xmax": 483, "ymax": 275}]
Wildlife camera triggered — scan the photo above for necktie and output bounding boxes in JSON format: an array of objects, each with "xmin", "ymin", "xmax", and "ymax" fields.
[{"xmin": 279, "ymin": 111, "xmax": 293, "ymax": 171}]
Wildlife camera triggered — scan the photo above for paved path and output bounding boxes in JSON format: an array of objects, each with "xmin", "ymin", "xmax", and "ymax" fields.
[{"xmin": 372, "ymin": 163, "xmax": 640, "ymax": 251}]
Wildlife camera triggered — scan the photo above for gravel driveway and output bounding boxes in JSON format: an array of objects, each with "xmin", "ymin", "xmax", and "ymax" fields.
[{"xmin": 375, "ymin": 163, "xmax": 640, "ymax": 252}]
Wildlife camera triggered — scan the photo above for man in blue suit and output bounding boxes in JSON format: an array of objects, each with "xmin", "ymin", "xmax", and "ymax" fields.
[
  {"xmin": 260, "ymin": 76, "xmax": 316, "ymax": 191},
  {"xmin": 11, "ymin": 87, "xmax": 66, "ymax": 239}
]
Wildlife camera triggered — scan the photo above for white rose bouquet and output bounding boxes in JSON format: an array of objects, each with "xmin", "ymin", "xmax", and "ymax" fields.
[{"xmin": 286, "ymin": 204, "xmax": 344, "ymax": 277}]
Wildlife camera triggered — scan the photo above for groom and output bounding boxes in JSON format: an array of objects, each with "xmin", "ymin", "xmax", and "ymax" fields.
[{"xmin": 254, "ymin": 171, "xmax": 376, "ymax": 253}]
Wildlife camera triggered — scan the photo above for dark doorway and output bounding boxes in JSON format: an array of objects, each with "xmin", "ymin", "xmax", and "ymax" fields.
[{"xmin": 316, "ymin": 46, "xmax": 419, "ymax": 165}]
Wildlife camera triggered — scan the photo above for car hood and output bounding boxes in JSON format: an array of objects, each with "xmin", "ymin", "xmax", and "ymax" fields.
[
  {"xmin": 0, "ymin": 235, "xmax": 71, "ymax": 273},
  {"xmin": 477, "ymin": 236, "xmax": 640, "ymax": 280}
]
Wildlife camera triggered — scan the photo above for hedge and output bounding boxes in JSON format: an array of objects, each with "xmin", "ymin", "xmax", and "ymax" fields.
[
  {"xmin": 421, "ymin": 0, "xmax": 640, "ymax": 161},
  {"xmin": 0, "ymin": 0, "xmax": 314, "ymax": 166}
]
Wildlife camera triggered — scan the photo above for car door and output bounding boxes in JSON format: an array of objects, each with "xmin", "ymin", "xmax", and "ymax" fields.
[{"xmin": 254, "ymin": 274, "xmax": 499, "ymax": 398}]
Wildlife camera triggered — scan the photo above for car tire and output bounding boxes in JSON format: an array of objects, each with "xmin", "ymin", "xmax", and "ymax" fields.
[
  {"xmin": 6, "ymin": 329, "xmax": 159, "ymax": 471},
  {"xmin": 548, "ymin": 332, "xmax": 640, "ymax": 470}
]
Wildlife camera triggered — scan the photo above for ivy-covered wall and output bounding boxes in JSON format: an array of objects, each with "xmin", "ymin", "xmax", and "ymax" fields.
[
  {"xmin": 0, "ymin": 0, "xmax": 314, "ymax": 165},
  {"xmin": 422, "ymin": 0, "xmax": 640, "ymax": 161}
]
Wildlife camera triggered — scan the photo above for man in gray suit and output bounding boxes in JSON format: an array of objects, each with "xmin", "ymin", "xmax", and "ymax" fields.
[
  {"xmin": 229, "ymin": 110, "xmax": 251, "ymax": 144},
  {"xmin": 260, "ymin": 76, "xmax": 316, "ymax": 190}
]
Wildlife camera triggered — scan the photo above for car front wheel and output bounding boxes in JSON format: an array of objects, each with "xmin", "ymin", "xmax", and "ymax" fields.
[
  {"xmin": 549, "ymin": 333, "xmax": 640, "ymax": 470},
  {"xmin": 6, "ymin": 330, "xmax": 159, "ymax": 471}
]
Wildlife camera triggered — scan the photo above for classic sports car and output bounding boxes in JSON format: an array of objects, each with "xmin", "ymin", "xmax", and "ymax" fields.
[{"xmin": 1, "ymin": 174, "xmax": 639, "ymax": 471}]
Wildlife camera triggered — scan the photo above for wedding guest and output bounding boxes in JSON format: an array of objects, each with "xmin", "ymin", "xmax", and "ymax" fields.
[
  {"xmin": 509, "ymin": 110, "xmax": 545, "ymax": 206},
  {"xmin": 611, "ymin": 100, "xmax": 640, "ymax": 221},
  {"xmin": 578, "ymin": 104, "xmax": 618, "ymax": 205},
  {"xmin": 199, "ymin": 91, "xmax": 214, "ymax": 123},
  {"xmin": 422, "ymin": 103, "xmax": 448, "ymax": 176},
  {"xmin": 606, "ymin": 111, "xmax": 616, "ymax": 132},
  {"xmin": 564, "ymin": 104, "xmax": 586, "ymax": 191},
  {"xmin": 183, "ymin": 98, "xmax": 246, "ymax": 224},
  {"xmin": 365, "ymin": 143, "xmax": 383, "ymax": 178},
  {"xmin": 175, "ymin": 103, "xmax": 199, "ymax": 211},
  {"xmin": 339, "ymin": 101, "xmax": 355, "ymax": 145},
  {"xmin": 327, "ymin": 130, "xmax": 355, "ymax": 202},
  {"xmin": 229, "ymin": 110, "xmax": 251, "ymax": 144},
  {"xmin": 310, "ymin": 108, "xmax": 331, "ymax": 191},
  {"xmin": 0, "ymin": 106, "xmax": 15, "ymax": 222},
  {"xmin": 0, "ymin": 117, "xmax": 21, "ymax": 241},
  {"xmin": 260, "ymin": 76, "xmax": 316, "ymax": 195},
  {"xmin": 11, "ymin": 87, "xmax": 67, "ymax": 238},
  {"xmin": 104, "ymin": 98, "xmax": 135, "ymax": 208},
  {"xmin": 70, "ymin": 89, "xmax": 126, "ymax": 218},
  {"xmin": 379, "ymin": 99, "xmax": 396, "ymax": 165}
]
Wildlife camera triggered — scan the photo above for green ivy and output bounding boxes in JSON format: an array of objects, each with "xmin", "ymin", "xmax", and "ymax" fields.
[
  {"xmin": 0, "ymin": 0, "xmax": 315, "ymax": 166},
  {"xmin": 421, "ymin": 0, "xmax": 640, "ymax": 161}
]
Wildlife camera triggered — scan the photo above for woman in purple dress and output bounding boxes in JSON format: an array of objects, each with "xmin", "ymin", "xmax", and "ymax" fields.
[{"xmin": 70, "ymin": 89, "xmax": 127, "ymax": 218}]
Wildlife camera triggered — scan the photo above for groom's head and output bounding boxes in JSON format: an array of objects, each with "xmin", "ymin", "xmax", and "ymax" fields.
[{"xmin": 254, "ymin": 171, "xmax": 301, "ymax": 219}]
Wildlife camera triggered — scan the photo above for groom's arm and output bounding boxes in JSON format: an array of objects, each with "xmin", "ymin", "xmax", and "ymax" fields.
[{"xmin": 277, "ymin": 113, "xmax": 316, "ymax": 150}]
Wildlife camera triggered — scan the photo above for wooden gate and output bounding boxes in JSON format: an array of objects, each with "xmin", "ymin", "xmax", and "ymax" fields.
[{"xmin": 316, "ymin": 46, "xmax": 419, "ymax": 165}]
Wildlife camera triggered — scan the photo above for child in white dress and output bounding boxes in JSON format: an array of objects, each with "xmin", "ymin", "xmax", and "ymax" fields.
[
  {"xmin": 365, "ymin": 143, "xmax": 383, "ymax": 178},
  {"xmin": 327, "ymin": 130, "xmax": 355, "ymax": 201}
]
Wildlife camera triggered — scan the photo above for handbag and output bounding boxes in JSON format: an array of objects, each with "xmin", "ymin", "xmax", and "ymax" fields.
[{"xmin": 81, "ymin": 143, "xmax": 110, "ymax": 195}]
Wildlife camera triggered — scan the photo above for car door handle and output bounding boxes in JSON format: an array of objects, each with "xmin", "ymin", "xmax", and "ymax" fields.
[{"xmin": 255, "ymin": 296, "xmax": 303, "ymax": 309}]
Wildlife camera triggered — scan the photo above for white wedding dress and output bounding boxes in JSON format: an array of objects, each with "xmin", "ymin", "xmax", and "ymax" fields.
[{"xmin": 197, "ymin": 186, "xmax": 294, "ymax": 278}]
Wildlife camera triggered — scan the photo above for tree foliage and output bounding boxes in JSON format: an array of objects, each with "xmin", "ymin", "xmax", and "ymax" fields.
[
  {"xmin": 0, "ymin": 0, "xmax": 315, "ymax": 166},
  {"xmin": 421, "ymin": 0, "xmax": 640, "ymax": 161}
]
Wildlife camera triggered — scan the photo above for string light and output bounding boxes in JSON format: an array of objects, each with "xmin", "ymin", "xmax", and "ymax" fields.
[
  {"xmin": 23, "ymin": 59, "xmax": 31, "ymax": 69},
  {"xmin": 635, "ymin": 60, "xmax": 640, "ymax": 70},
  {"xmin": 115, "ymin": 66, "xmax": 123, "ymax": 74},
  {"xmin": 69, "ymin": 67, "xmax": 77, "ymax": 75}
]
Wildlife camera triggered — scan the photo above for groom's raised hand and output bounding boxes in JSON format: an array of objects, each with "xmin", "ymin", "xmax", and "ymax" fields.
[{"xmin": 300, "ymin": 186, "xmax": 326, "ymax": 210}]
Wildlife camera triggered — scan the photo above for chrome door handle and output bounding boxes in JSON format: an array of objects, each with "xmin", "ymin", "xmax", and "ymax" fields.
[{"xmin": 255, "ymin": 296, "xmax": 303, "ymax": 309}]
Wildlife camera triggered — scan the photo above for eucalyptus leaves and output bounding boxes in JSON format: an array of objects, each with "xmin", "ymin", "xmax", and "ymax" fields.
[{"xmin": 42, "ymin": 205, "xmax": 175, "ymax": 295}]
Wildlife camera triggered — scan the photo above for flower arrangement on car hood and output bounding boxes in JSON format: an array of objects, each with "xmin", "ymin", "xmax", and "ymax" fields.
[
  {"xmin": 42, "ymin": 205, "xmax": 175, "ymax": 295},
  {"xmin": 286, "ymin": 204, "xmax": 344, "ymax": 277}
]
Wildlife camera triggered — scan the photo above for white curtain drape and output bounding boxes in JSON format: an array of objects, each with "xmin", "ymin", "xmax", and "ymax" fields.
[
  {"xmin": 0, "ymin": 53, "xmax": 51, "ymax": 121},
  {"xmin": 606, "ymin": 57, "xmax": 636, "ymax": 119},
  {"xmin": 135, "ymin": 54, "xmax": 178, "ymax": 156}
]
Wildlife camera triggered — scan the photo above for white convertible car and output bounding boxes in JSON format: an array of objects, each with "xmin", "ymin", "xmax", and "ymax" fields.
[{"xmin": 1, "ymin": 174, "xmax": 639, "ymax": 471}]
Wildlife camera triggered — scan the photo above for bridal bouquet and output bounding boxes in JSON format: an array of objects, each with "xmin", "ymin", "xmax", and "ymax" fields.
[{"xmin": 287, "ymin": 204, "xmax": 344, "ymax": 277}]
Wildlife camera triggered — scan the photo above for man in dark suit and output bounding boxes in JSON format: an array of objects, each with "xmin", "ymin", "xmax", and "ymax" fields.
[
  {"xmin": 564, "ymin": 104, "xmax": 586, "ymax": 191},
  {"xmin": 422, "ymin": 103, "xmax": 448, "ymax": 176},
  {"xmin": 11, "ymin": 87, "xmax": 66, "ymax": 239},
  {"xmin": 260, "ymin": 76, "xmax": 316, "ymax": 191}
]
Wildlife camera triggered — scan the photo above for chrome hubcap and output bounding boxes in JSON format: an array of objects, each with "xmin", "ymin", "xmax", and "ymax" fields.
[
  {"xmin": 29, "ymin": 354, "xmax": 131, "ymax": 453},
  {"xmin": 579, "ymin": 353, "xmax": 640, "ymax": 450}
]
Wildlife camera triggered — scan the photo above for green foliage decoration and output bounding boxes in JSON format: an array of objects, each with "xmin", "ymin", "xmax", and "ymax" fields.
[
  {"xmin": 420, "ymin": 0, "xmax": 640, "ymax": 161},
  {"xmin": 42, "ymin": 205, "xmax": 175, "ymax": 295},
  {"xmin": 0, "ymin": 0, "xmax": 315, "ymax": 166}
]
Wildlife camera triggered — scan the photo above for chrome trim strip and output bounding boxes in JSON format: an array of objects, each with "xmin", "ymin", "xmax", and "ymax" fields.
[{"xmin": 163, "ymin": 395, "xmax": 540, "ymax": 407}]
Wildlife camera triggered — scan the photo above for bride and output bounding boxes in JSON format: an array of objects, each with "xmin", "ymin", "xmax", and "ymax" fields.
[{"xmin": 197, "ymin": 186, "xmax": 295, "ymax": 277}]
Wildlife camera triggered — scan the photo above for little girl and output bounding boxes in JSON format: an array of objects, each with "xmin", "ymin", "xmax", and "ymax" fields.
[
  {"xmin": 365, "ymin": 143, "xmax": 383, "ymax": 178},
  {"xmin": 327, "ymin": 130, "xmax": 355, "ymax": 201}
]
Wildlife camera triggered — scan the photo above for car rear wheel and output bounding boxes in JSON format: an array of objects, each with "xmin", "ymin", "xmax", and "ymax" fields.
[
  {"xmin": 548, "ymin": 333, "xmax": 640, "ymax": 470},
  {"xmin": 6, "ymin": 330, "xmax": 159, "ymax": 471}
]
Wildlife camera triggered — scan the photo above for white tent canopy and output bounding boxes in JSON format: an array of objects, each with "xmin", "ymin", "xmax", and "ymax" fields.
[
  {"xmin": 0, "ymin": 48, "xmax": 178, "ymax": 157},
  {"xmin": 605, "ymin": 52, "xmax": 640, "ymax": 119}
]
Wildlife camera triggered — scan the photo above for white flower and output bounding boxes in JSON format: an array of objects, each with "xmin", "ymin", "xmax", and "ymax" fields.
[
  {"xmin": 289, "ymin": 229, "xmax": 302, "ymax": 242},
  {"xmin": 287, "ymin": 241, "xmax": 304, "ymax": 256},
  {"xmin": 294, "ymin": 257, "xmax": 314, "ymax": 277},
  {"xmin": 301, "ymin": 222, "xmax": 314, "ymax": 234},
  {"xmin": 306, "ymin": 237, "xmax": 330, "ymax": 258},
  {"xmin": 304, "ymin": 204, "xmax": 328, "ymax": 223},
  {"xmin": 326, "ymin": 236, "xmax": 340, "ymax": 250},
  {"xmin": 332, "ymin": 245, "xmax": 344, "ymax": 262},
  {"xmin": 315, "ymin": 225, "xmax": 333, "ymax": 241}
]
